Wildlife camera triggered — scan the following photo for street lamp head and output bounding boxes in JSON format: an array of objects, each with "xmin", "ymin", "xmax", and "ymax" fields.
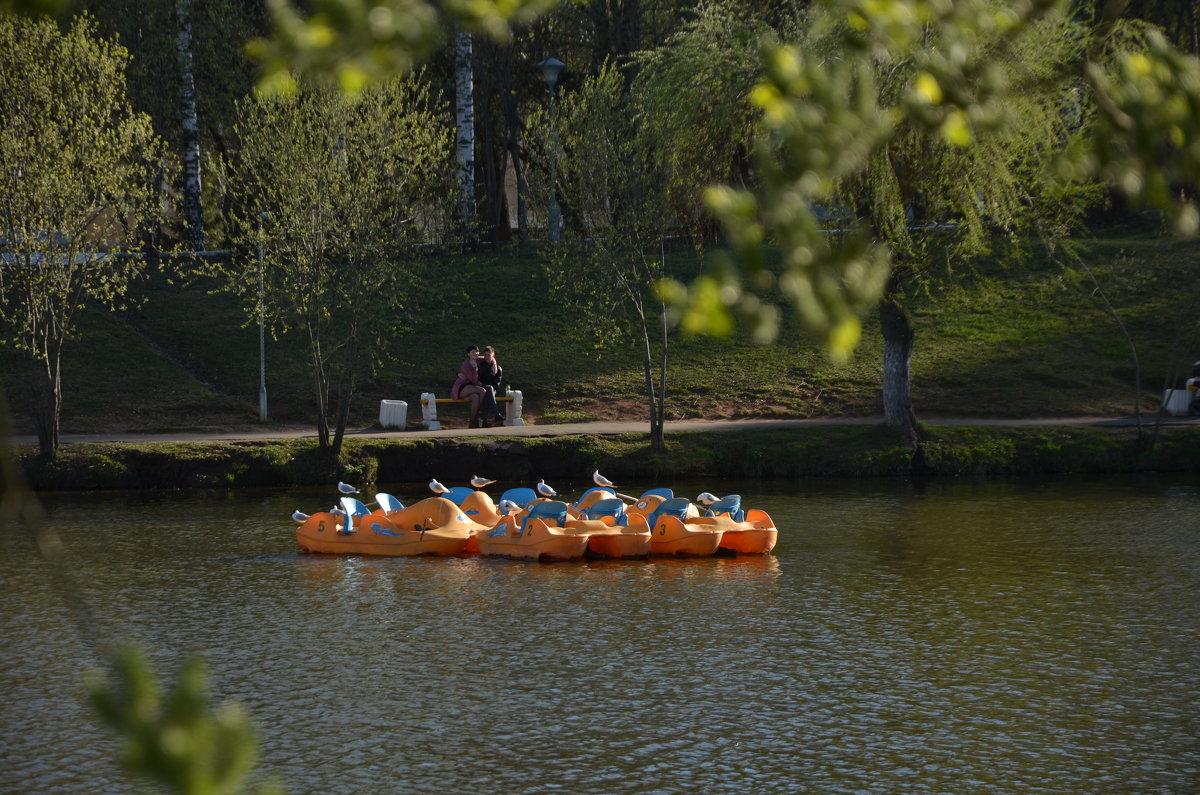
[{"xmin": 537, "ymin": 57, "xmax": 565, "ymax": 92}]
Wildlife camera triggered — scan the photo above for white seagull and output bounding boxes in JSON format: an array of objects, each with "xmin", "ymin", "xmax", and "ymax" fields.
[
  {"xmin": 536, "ymin": 479, "xmax": 557, "ymax": 498},
  {"xmin": 592, "ymin": 470, "xmax": 616, "ymax": 489},
  {"xmin": 292, "ymin": 510, "xmax": 310, "ymax": 522},
  {"xmin": 337, "ymin": 481, "xmax": 358, "ymax": 495},
  {"xmin": 696, "ymin": 492, "xmax": 719, "ymax": 507},
  {"xmin": 330, "ymin": 505, "xmax": 346, "ymax": 516},
  {"xmin": 470, "ymin": 475, "xmax": 496, "ymax": 489},
  {"xmin": 428, "ymin": 478, "xmax": 450, "ymax": 495},
  {"xmin": 497, "ymin": 499, "xmax": 521, "ymax": 514}
]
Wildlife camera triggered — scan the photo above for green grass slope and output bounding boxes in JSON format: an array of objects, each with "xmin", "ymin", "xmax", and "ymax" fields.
[{"xmin": 6, "ymin": 232, "xmax": 1199, "ymax": 436}]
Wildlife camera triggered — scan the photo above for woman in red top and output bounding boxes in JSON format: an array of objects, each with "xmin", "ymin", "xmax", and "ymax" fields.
[{"xmin": 451, "ymin": 345, "xmax": 499, "ymax": 428}]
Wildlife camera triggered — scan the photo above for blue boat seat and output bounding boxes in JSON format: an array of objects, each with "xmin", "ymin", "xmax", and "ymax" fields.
[
  {"xmin": 500, "ymin": 487, "xmax": 537, "ymax": 507},
  {"xmin": 705, "ymin": 494, "xmax": 744, "ymax": 522},
  {"xmin": 521, "ymin": 500, "xmax": 569, "ymax": 533},
  {"xmin": 573, "ymin": 486, "xmax": 614, "ymax": 508},
  {"xmin": 375, "ymin": 493, "xmax": 405, "ymax": 513},
  {"xmin": 585, "ymin": 498, "xmax": 627, "ymax": 526},
  {"xmin": 641, "ymin": 487, "xmax": 674, "ymax": 500},
  {"xmin": 443, "ymin": 486, "xmax": 472, "ymax": 505},
  {"xmin": 646, "ymin": 497, "xmax": 691, "ymax": 529},
  {"xmin": 340, "ymin": 496, "xmax": 371, "ymax": 520}
]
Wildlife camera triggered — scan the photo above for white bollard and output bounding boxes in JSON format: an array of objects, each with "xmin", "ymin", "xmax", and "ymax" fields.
[
  {"xmin": 504, "ymin": 390, "xmax": 525, "ymax": 426},
  {"xmin": 420, "ymin": 392, "xmax": 442, "ymax": 430}
]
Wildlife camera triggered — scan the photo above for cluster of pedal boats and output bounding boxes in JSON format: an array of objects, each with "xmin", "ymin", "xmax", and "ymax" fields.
[{"xmin": 293, "ymin": 474, "xmax": 777, "ymax": 560}]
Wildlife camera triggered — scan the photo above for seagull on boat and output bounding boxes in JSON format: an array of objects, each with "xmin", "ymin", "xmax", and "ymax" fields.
[
  {"xmin": 429, "ymin": 478, "xmax": 450, "ymax": 495},
  {"xmin": 292, "ymin": 510, "xmax": 310, "ymax": 522},
  {"xmin": 592, "ymin": 470, "xmax": 616, "ymax": 489},
  {"xmin": 337, "ymin": 481, "xmax": 358, "ymax": 495},
  {"xmin": 470, "ymin": 475, "xmax": 496, "ymax": 489},
  {"xmin": 498, "ymin": 499, "xmax": 521, "ymax": 514},
  {"xmin": 536, "ymin": 479, "xmax": 557, "ymax": 498},
  {"xmin": 330, "ymin": 506, "xmax": 346, "ymax": 516},
  {"xmin": 696, "ymin": 492, "xmax": 719, "ymax": 506}
]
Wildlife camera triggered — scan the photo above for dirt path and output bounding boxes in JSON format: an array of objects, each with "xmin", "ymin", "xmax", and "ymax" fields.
[{"xmin": 11, "ymin": 414, "xmax": 1194, "ymax": 447}]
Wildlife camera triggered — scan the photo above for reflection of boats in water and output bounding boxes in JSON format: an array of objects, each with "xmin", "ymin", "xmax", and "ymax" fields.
[{"xmin": 293, "ymin": 481, "xmax": 776, "ymax": 561}]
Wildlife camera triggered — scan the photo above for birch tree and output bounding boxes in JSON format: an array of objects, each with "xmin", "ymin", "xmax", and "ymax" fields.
[
  {"xmin": 175, "ymin": 0, "xmax": 204, "ymax": 250},
  {"xmin": 0, "ymin": 14, "xmax": 165, "ymax": 458},
  {"xmin": 455, "ymin": 31, "xmax": 477, "ymax": 239}
]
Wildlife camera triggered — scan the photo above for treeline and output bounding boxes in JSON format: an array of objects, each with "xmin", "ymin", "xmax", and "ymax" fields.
[{"xmin": 75, "ymin": 0, "xmax": 1200, "ymax": 249}]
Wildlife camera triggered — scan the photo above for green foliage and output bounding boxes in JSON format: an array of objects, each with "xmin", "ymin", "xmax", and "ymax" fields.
[
  {"xmin": 679, "ymin": 0, "xmax": 1101, "ymax": 362},
  {"xmin": 89, "ymin": 643, "xmax": 277, "ymax": 795},
  {"xmin": 0, "ymin": 0, "xmax": 68, "ymax": 15},
  {"xmin": 1081, "ymin": 26, "xmax": 1200, "ymax": 235},
  {"xmin": 671, "ymin": 0, "xmax": 1200, "ymax": 373},
  {"xmin": 209, "ymin": 77, "xmax": 454, "ymax": 449},
  {"xmin": 248, "ymin": 0, "xmax": 559, "ymax": 96},
  {"xmin": 0, "ymin": 13, "xmax": 167, "ymax": 456},
  {"xmin": 630, "ymin": 2, "xmax": 770, "ymax": 229},
  {"xmin": 536, "ymin": 61, "xmax": 681, "ymax": 445}
]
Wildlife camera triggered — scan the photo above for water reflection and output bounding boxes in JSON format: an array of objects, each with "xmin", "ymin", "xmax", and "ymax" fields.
[{"xmin": 3, "ymin": 475, "xmax": 1199, "ymax": 793}]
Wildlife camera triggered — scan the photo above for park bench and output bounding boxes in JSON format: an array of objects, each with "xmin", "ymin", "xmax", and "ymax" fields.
[{"xmin": 418, "ymin": 390, "xmax": 525, "ymax": 430}]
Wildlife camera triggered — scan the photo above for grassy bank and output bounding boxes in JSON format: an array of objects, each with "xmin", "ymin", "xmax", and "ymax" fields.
[
  {"xmin": 4, "ymin": 230, "xmax": 1200, "ymax": 440},
  {"xmin": 18, "ymin": 424, "xmax": 1200, "ymax": 492}
]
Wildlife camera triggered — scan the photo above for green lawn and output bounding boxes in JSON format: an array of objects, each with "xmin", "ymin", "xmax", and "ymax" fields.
[{"xmin": 6, "ymin": 231, "xmax": 1199, "ymax": 435}]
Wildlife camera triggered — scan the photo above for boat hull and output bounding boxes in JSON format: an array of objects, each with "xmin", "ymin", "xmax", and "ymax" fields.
[
  {"xmin": 700, "ymin": 510, "xmax": 779, "ymax": 555},
  {"xmin": 649, "ymin": 515, "xmax": 723, "ymax": 557},
  {"xmin": 475, "ymin": 517, "xmax": 591, "ymax": 560},
  {"xmin": 584, "ymin": 515, "xmax": 652, "ymax": 558},
  {"xmin": 296, "ymin": 511, "xmax": 471, "ymax": 556}
]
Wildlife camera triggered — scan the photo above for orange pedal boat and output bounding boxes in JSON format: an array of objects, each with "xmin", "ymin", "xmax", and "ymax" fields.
[
  {"xmin": 697, "ymin": 495, "xmax": 778, "ymax": 554},
  {"xmin": 475, "ymin": 499, "xmax": 593, "ymax": 560},
  {"xmin": 296, "ymin": 496, "xmax": 483, "ymax": 556},
  {"xmin": 573, "ymin": 496, "xmax": 652, "ymax": 559},
  {"xmin": 627, "ymin": 496, "xmax": 724, "ymax": 557}
]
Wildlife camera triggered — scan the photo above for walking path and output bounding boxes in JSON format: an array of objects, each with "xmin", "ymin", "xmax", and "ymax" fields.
[{"xmin": 11, "ymin": 414, "xmax": 1195, "ymax": 447}]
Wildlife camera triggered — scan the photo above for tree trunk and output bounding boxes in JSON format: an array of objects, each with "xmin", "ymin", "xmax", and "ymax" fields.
[
  {"xmin": 501, "ymin": 84, "xmax": 527, "ymax": 243},
  {"xmin": 454, "ymin": 31, "xmax": 476, "ymax": 241},
  {"xmin": 879, "ymin": 272, "xmax": 929, "ymax": 463},
  {"xmin": 655, "ymin": 299, "xmax": 667, "ymax": 450},
  {"xmin": 634, "ymin": 307, "xmax": 664, "ymax": 450},
  {"xmin": 26, "ymin": 346, "xmax": 61, "ymax": 459},
  {"xmin": 176, "ymin": 0, "xmax": 204, "ymax": 251}
]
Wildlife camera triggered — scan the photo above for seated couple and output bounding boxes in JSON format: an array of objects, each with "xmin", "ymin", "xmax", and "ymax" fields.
[{"xmin": 451, "ymin": 344, "xmax": 505, "ymax": 428}]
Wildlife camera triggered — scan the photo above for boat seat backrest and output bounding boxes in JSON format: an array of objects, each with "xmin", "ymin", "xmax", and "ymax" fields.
[
  {"xmin": 585, "ymin": 498, "xmax": 626, "ymax": 522},
  {"xmin": 641, "ymin": 487, "xmax": 674, "ymax": 500},
  {"xmin": 341, "ymin": 496, "xmax": 371, "ymax": 519},
  {"xmin": 574, "ymin": 486, "xmax": 614, "ymax": 510},
  {"xmin": 706, "ymin": 494, "xmax": 742, "ymax": 518},
  {"xmin": 444, "ymin": 486, "xmax": 473, "ymax": 505},
  {"xmin": 500, "ymin": 487, "xmax": 537, "ymax": 508},
  {"xmin": 521, "ymin": 500, "xmax": 569, "ymax": 532},
  {"xmin": 375, "ymin": 493, "xmax": 405, "ymax": 513},
  {"xmin": 648, "ymin": 497, "xmax": 692, "ymax": 528}
]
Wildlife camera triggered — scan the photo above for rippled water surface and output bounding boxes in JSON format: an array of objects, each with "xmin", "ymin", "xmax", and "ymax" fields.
[{"xmin": 3, "ymin": 476, "xmax": 1199, "ymax": 793}]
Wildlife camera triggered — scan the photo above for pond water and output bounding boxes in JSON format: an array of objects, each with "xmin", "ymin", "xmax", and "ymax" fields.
[{"xmin": 3, "ymin": 475, "xmax": 1199, "ymax": 793}]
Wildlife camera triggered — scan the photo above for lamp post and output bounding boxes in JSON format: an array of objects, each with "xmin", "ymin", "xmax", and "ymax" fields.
[
  {"xmin": 257, "ymin": 212, "xmax": 268, "ymax": 421},
  {"xmin": 537, "ymin": 57, "xmax": 564, "ymax": 243}
]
